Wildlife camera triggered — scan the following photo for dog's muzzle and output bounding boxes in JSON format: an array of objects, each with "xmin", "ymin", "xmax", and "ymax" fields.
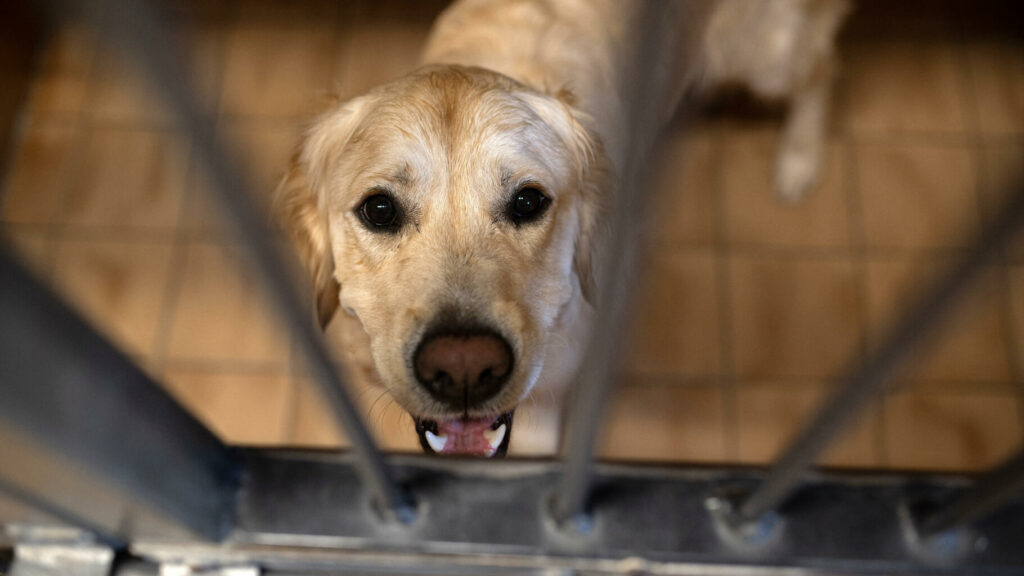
[{"xmin": 410, "ymin": 316, "xmax": 517, "ymax": 457}]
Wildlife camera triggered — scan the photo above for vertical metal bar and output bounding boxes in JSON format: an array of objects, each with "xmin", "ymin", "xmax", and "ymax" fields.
[
  {"xmin": 734, "ymin": 184, "xmax": 1024, "ymax": 524},
  {"xmin": 47, "ymin": 0, "xmax": 414, "ymax": 521},
  {"xmin": 551, "ymin": 1, "xmax": 689, "ymax": 525},
  {"xmin": 916, "ymin": 448, "xmax": 1024, "ymax": 538}
]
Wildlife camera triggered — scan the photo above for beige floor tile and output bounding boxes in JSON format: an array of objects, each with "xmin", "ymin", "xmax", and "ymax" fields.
[
  {"xmin": 335, "ymin": 20, "xmax": 430, "ymax": 99},
  {"xmin": 856, "ymin": 142, "xmax": 979, "ymax": 249},
  {"xmin": 289, "ymin": 377, "xmax": 420, "ymax": 452},
  {"xmin": 736, "ymin": 381, "xmax": 880, "ymax": 468},
  {"xmin": 1, "ymin": 122, "xmax": 78, "ymax": 225},
  {"xmin": 721, "ymin": 128, "xmax": 848, "ymax": 248},
  {"xmin": 50, "ymin": 240, "xmax": 174, "ymax": 358},
  {"xmin": 288, "ymin": 377, "xmax": 344, "ymax": 448},
  {"xmin": 220, "ymin": 23, "xmax": 335, "ymax": 118},
  {"xmin": 25, "ymin": 25, "xmax": 95, "ymax": 117},
  {"xmin": 978, "ymin": 141, "xmax": 1024, "ymax": 261},
  {"xmin": 182, "ymin": 24, "xmax": 230, "ymax": 115},
  {"xmin": 884, "ymin": 392, "xmax": 1022, "ymax": 471},
  {"xmin": 967, "ymin": 42, "xmax": 1024, "ymax": 134},
  {"xmin": 88, "ymin": 25, "xmax": 224, "ymax": 124},
  {"xmin": 184, "ymin": 121, "xmax": 300, "ymax": 235},
  {"xmin": 87, "ymin": 46, "xmax": 170, "ymax": 125},
  {"xmin": 63, "ymin": 128, "xmax": 189, "ymax": 231},
  {"xmin": 1007, "ymin": 266, "xmax": 1024, "ymax": 368},
  {"xmin": 166, "ymin": 241, "xmax": 292, "ymax": 365},
  {"xmin": 647, "ymin": 128, "xmax": 717, "ymax": 247},
  {"xmin": 598, "ymin": 382, "xmax": 728, "ymax": 462},
  {"xmin": 979, "ymin": 141, "xmax": 1024, "ymax": 215},
  {"xmin": 162, "ymin": 368, "xmax": 291, "ymax": 445},
  {"xmin": 2, "ymin": 230, "xmax": 52, "ymax": 281},
  {"xmin": 509, "ymin": 391, "xmax": 561, "ymax": 456},
  {"xmin": 730, "ymin": 255, "xmax": 862, "ymax": 379},
  {"xmin": 866, "ymin": 258, "xmax": 1012, "ymax": 388},
  {"xmin": 625, "ymin": 250, "xmax": 720, "ymax": 377},
  {"xmin": 843, "ymin": 42, "xmax": 967, "ymax": 134}
]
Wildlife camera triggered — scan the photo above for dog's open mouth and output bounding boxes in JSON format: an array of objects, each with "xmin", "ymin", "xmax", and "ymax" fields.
[{"xmin": 414, "ymin": 411, "xmax": 513, "ymax": 457}]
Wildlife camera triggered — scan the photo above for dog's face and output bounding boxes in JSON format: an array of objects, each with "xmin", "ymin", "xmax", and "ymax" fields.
[{"xmin": 279, "ymin": 66, "xmax": 605, "ymax": 457}]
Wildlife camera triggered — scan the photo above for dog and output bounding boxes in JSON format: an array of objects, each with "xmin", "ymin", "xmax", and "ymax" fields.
[{"xmin": 276, "ymin": 0, "xmax": 849, "ymax": 457}]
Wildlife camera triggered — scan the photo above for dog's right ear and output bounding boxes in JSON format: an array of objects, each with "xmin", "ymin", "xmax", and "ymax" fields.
[
  {"xmin": 275, "ymin": 97, "xmax": 370, "ymax": 329},
  {"xmin": 275, "ymin": 154, "xmax": 338, "ymax": 329}
]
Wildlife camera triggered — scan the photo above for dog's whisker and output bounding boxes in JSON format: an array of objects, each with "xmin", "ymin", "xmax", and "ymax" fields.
[{"xmin": 366, "ymin": 389, "xmax": 393, "ymax": 426}]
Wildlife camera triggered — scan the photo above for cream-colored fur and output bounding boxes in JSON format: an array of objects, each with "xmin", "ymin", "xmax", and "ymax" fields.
[{"xmin": 277, "ymin": 0, "xmax": 849, "ymax": 443}]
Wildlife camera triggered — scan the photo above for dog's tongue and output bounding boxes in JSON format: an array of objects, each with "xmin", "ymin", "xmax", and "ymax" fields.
[{"xmin": 423, "ymin": 418, "xmax": 507, "ymax": 457}]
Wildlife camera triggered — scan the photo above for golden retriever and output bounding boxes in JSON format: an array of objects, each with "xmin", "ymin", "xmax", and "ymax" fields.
[{"xmin": 276, "ymin": 0, "xmax": 849, "ymax": 457}]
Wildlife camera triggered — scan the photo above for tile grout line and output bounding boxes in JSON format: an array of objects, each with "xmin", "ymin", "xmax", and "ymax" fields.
[
  {"xmin": 18, "ymin": 223, "xmax": 1024, "ymax": 260},
  {"xmin": 1, "ymin": 116, "xmax": 55, "ymax": 279},
  {"xmin": 281, "ymin": 0, "xmax": 356, "ymax": 448},
  {"xmin": 952, "ymin": 30, "xmax": 1024, "ymax": 444},
  {"xmin": 149, "ymin": 10, "xmax": 233, "ymax": 380},
  {"xmin": 708, "ymin": 120, "xmax": 740, "ymax": 461},
  {"xmin": 161, "ymin": 356, "xmax": 293, "ymax": 376},
  {"xmin": 625, "ymin": 369, "xmax": 1019, "ymax": 394},
  {"xmin": 36, "ymin": 23, "xmax": 106, "ymax": 285},
  {"xmin": 836, "ymin": 64, "xmax": 889, "ymax": 467},
  {"xmin": 0, "ymin": 41, "xmax": 56, "ymax": 277},
  {"xmin": 150, "ymin": 7, "xmax": 308, "ymax": 445}
]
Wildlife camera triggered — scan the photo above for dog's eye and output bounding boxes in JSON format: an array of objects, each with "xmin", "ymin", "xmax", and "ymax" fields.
[
  {"xmin": 358, "ymin": 193, "xmax": 401, "ymax": 231},
  {"xmin": 507, "ymin": 186, "xmax": 549, "ymax": 224}
]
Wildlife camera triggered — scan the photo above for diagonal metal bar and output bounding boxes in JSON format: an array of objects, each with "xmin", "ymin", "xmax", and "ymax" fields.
[
  {"xmin": 45, "ymin": 0, "xmax": 414, "ymax": 522},
  {"xmin": 915, "ymin": 447, "xmax": 1024, "ymax": 538},
  {"xmin": 0, "ymin": 247, "xmax": 236, "ymax": 543},
  {"xmin": 734, "ymin": 182, "xmax": 1024, "ymax": 524}
]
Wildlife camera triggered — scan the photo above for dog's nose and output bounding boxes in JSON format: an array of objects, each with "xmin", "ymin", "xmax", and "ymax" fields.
[{"xmin": 414, "ymin": 330, "xmax": 513, "ymax": 409}]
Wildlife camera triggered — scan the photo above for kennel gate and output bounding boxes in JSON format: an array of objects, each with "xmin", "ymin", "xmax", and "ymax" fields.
[{"xmin": 2, "ymin": 1, "xmax": 1024, "ymax": 574}]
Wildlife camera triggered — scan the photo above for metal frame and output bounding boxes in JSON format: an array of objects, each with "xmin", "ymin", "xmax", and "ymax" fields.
[{"xmin": 2, "ymin": 0, "xmax": 1024, "ymax": 574}]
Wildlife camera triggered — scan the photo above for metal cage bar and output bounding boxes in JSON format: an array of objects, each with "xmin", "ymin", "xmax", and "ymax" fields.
[
  {"xmin": 552, "ymin": 1, "xmax": 667, "ymax": 527},
  {"xmin": 914, "ymin": 448, "xmax": 1024, "ymax": 538},
  {"xmin": 732, "ymin": 183, "xmax": 1024, "ymax": 525},
  {"xmin": 42, "ymin": 0, "xmax": 414, "ymax": 523}
]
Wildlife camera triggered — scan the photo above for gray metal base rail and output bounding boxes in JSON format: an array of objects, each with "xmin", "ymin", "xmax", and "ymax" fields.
[{"xmin": 155, "ymin": 451, "xmax": 1024, "ymax": 575}]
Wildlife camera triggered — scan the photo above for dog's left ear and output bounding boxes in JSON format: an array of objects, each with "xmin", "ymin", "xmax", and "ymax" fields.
[{"xmin": 520, "ymin": 89, "xmax": 608, "ymax": 305}]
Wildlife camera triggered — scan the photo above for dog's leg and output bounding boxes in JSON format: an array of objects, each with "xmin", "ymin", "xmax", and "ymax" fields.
[{"xmin": 775, "ymin": 69, "xmax": 831, "ymax": 202}]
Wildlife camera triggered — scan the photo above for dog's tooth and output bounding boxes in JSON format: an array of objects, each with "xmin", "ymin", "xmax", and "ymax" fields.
[
  {"xmin": 425, "ymin": 430, "xmax": 447, "ymax": 453},
  {"xmin": 484, "ymin": 423, "xmax": 506, "ymax": 450}
]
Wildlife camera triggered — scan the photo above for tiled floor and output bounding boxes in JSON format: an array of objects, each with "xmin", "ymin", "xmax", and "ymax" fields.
[{"xmin": 2, "ymin": 0, "xmax": 1023, "ymax": 472}]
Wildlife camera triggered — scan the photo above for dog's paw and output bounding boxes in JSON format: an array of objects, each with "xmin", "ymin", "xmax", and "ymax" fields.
[{"xmin": 774, "ymin": 146, "xmax": 820, "ymax": 202}]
